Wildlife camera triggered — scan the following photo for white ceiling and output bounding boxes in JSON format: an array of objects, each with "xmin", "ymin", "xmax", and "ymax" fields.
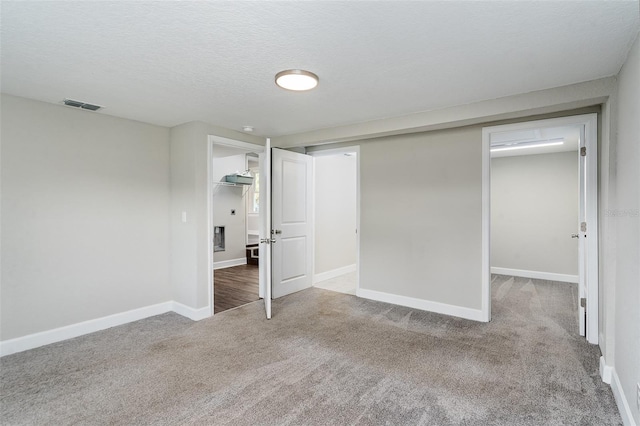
[
  {"xmin": 1, "ymin": 1, "xmax": 638, "ymax": 138},
  {"xmin": 490, "ymin": 125, "xmax": 580, "ymax": 158}
]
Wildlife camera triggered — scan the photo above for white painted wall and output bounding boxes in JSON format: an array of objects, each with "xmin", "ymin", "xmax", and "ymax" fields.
[
  {"xmin": 612, "ymin": 32, "xmax": 640, "ymax": 426},
  {"xmin": 314, "ymin": 154, "xmax": 357, "ymax": 276},
  {"xmin": 359, "ymin": 127, "xmax": 483, "ymax": 311},
  {"xmin": 0, "ymin": 94, "xmax": 171, "ymax": 340},
  {"xmin": 491, "ymin": 151, "xmax": 579, "ymax": 276},
  {"xmin": 212, "ymin": 154, "xmax": 247, "ymax": 263}
]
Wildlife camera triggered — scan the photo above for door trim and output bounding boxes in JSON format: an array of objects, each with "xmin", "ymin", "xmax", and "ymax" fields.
[
  {"xmin": 308, "ymin": 146, "xmax": 361, "ymax": 296},
  {"xmin": 481, "ymin": 113, "xmax": 599, "ymax": 343}
]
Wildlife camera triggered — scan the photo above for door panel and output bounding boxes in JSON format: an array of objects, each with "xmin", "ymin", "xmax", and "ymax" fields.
[
  {"xmin": 272, "ymin": 148, "xmax": 313, "ymax": 299},
  {"xmin": 281, "ymin": 237, "xmax": 307, "ymax": 280},
  {"xmin": 282, "ymin": 160, "xmax": 308, "ymax": 223}
]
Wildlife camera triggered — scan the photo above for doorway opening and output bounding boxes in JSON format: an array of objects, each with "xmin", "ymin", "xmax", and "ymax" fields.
[
  {"xmin": 209, "ymin": 137, "xmax": 265, "ymax": 314},
  {"xmin": 309, "ymin": 147, "xmax": 360, "ymax": 296},
  {"xmin": 482, "ymin": 114, "xmax": 599, "ymax": 344}
]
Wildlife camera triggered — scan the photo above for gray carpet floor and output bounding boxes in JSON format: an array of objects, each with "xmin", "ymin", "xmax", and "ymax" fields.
[{"xmin": 0, "ymin": 275, "xmax": 621, "ymax": 425}]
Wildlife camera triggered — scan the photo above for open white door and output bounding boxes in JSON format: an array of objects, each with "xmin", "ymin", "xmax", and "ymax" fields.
[
  {"xmin": 578, "ymin": 119, "xmax": 599, "ymax": 344},
  {"xmin": 259, "ymin": 138, "xmax": 272, "ymax": 319},
  {"xmin": 577, "ymin": 127, "xmax": 587, "ymax": 337},
  {"xmin": 271, "ymin": 148, "xmax": 313, "ymax": 298}
]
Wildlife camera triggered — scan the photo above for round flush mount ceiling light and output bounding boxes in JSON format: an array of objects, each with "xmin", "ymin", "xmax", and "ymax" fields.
[{"xmin": 275, "ymin": 69, "xmax": 319, "ymax": 91}]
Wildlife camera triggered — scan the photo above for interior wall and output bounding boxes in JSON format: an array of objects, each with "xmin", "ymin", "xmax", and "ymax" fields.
[
  {"xmin": 359, "ymin": 127, "xmax": 483, "ymax": 310},
  {"xmin": 491, "ymin": 151, "xmax": 579, "ymax": 276},
  {"xmin": 0, "ymin": 94, "xmax": 171, "ymax": 340},
  {"xmin": 212, "ymin": 154, "xmax": 247, "ymax": 263},
  {"xmin": 314, "ymin": 154, "xmax": 357, "ymax": 276},
  {"xmin": 613, "ymin": 31, "xmax": 640, "ymax": 425},
  {"xmin": 169, "ymin": 122, "xmax": 200, "ymax": 307}
]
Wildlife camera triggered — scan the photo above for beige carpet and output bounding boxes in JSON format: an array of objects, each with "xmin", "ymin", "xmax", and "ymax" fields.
[{"xmin": 0, "ymin": 275, "xmax": 621, "ymax": 425}]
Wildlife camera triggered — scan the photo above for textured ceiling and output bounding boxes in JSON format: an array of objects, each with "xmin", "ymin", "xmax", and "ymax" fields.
[{"xmin": 1, "ymin": 1, "xmax": 638, "ymax": 137}]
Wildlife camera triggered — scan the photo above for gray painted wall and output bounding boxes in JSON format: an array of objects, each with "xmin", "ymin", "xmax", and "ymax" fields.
[
  {"xmin": 0, "ymin": 94, "xmax": 171, "ymax": 340},
  {"xmin": 212, "ymin": 154, "xmax": 247, "ymax": 263},
  {"xmin": 314, "ymin": 154, "xmax": 357, "ymax": 275},
  {"xmin": 613, "ymin": 32, "xmax": 640, "ymax": 425},
  {"xmin": 359, "ymin": 127, "xmax": 482, "ymax": 310},
  {"xmin": 491, "ymin": 151, "xmax": 579, "ymax": 276}
]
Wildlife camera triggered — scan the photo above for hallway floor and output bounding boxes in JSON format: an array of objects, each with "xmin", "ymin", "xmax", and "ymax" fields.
[
  {"xmin": 313, "ymin": 271, "xmax": 357, "ymax": 295},
  {"xmin": 214, "ymin": 264, "xmax": 259, "ymax": 314}
]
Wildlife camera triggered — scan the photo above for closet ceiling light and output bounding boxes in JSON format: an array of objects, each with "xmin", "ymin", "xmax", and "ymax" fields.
[
  {"xmin": 490, "ymin": 139, "xmax": 564, "ymax": 152},
  {"xmin": 275, "ymin": 69, "xmax": 319, "ymax": 91}
]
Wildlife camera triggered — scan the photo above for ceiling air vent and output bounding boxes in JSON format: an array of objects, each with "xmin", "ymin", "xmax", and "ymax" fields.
[{"xmin": 63, "ymin": 98, "xmax": 102, "ymax": 111}]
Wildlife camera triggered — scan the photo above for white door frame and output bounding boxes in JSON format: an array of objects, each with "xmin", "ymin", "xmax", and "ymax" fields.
[
  {"xmin": 308, "ymin": 146, "xmax": 361, "ymax": 295},
  {"xmin": 207, "ymin": 135, "xmax": 265, "ymax": 317},
  {"xmin": 481, "ymin": 113, "xmax": 599, "ymax": 344}
]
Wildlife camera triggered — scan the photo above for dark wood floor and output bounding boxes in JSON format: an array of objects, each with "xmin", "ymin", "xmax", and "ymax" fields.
[{"xmin": 214, "ymin": 264, "xmax": 259, "ymax": 314}]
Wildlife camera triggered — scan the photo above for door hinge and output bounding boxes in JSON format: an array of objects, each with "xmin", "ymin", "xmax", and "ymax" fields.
[
  {"xmin": 580, "ymin": 147, "xmax": 587, "ymax": 157},
  {"xmin": 580, "ymin": 298, "xmax": 586, "ymax": 308}
]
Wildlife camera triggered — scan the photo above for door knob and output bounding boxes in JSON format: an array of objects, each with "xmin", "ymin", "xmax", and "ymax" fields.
[{"xmin": 571, "ymin": 234, "xmax": 579, "ymax": 238}]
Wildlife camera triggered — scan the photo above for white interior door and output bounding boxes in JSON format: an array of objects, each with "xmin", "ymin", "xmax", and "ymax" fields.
[
  {"xmin": 259, "ymin": 139, "xmax": 272, "ymax": 319},
  {"xmin": 271, "ymin": 148, "xmax": 313, "ymax": 298},
  {"xmin": 580, "ymin": 118, "xmax": 599, "ymax": 345},
  {"xmin": 577, "ymin": 126, "xmax": 587, "ymax": 337}
]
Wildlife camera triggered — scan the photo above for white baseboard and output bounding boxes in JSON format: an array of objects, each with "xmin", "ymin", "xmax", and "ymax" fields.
[
  {"xmin": 610, "ymin": 364, "xmax": 638, "ymax": 426},
  {"xmin": 213, "ymin": 257, "xmax": 247, "ymax": 270},
  {"xmin": 0, "ymin": 302, "xmax": 173, "ymax": 357},
  {"xmin": 313, "ymin": 264, "xmax": 357, "ymax": 284},
  {"xmin": 0, "ymin": 301, "xmax": 213, "ymax": 357},
  {"xmin": 491, "ymin": 267, "xmax": 578, "ymax": 283},
  {"xmin": 171, "ymin": 301, "xmax": 211, "ymax": 321},
  {"xmin": 599, "ymin": 356, "xmax": 613, "ymax": 384},
  {"xmin": 356, "ymin": 288, "xmax": 485, "ymax": 322}
]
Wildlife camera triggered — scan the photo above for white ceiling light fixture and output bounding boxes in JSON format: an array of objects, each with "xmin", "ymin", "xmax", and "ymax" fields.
[
  {"xmin": 275, "ymin": 69, "xmax": 319, "ymax": 91},
  {"xmin": 242, "ymin": 125, "xmax": 254, "ymax": 132},
  {"xmin": 490, "ymin": 139, "xmax": 564, "ymax": 153}
]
